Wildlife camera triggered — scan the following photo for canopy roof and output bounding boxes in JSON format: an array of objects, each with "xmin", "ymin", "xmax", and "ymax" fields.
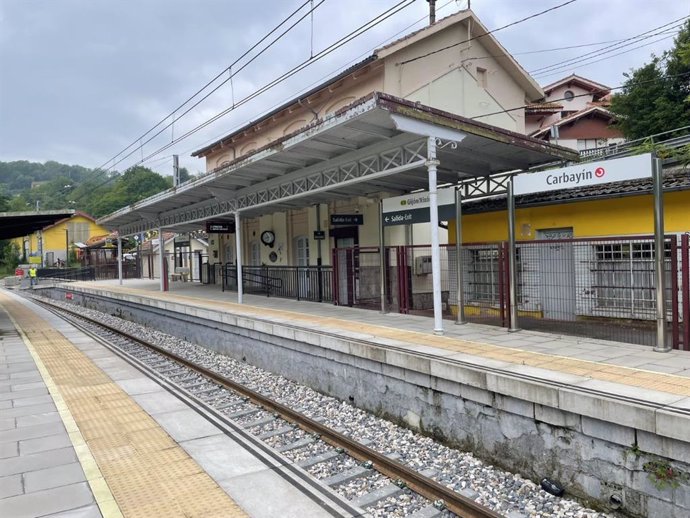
[
  {"xmin": 0, "ymin": 209, "xmax": 76, "ymax": 240},
  {"xmin": 99, "ymin": 93, "xmax": 578, "ymax": 236}
]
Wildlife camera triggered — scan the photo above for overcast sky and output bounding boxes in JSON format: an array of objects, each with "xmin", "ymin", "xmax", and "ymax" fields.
[{"xmin": 1, "ymin": 0, "xmax": 688, "ymax": 177}]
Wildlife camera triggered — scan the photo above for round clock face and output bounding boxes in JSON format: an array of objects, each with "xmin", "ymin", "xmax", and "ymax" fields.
[{"xmin": 260, "ymin": 230, "xmax": 275, "ymax": 246}]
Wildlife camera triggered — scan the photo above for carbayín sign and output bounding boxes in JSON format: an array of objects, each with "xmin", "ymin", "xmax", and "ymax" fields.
[{"xmin": 513, "ymin": 153, "xmax": 653, "ymax": 196}]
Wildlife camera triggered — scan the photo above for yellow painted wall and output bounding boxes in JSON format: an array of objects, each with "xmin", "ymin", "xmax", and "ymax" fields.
[
  {"xmin": 42, "ymin": 215, "xmax": 108, "ymax": 249},
  {"xmin": 449, "ymin": 191, "xmax": 690, "ymax": 243},
  {"xmin": 13, "ymin": 215, "xmax": 109, "ymax": 260}
]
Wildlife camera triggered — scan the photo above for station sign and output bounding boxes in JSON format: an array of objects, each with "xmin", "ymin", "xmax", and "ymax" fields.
[
  {"xmin": 382, "ymin": 187, "xmax": 455, "ymax": 227},
  {"xmin": 174, "ymin": 234, "xmax": 190, "ymax": 247},
  {"xmin": 513, "ymin": 153, "xmax": 653, "ymax": 196},
  {"xmin": 206, "ymin": 221, "xmax": 235, "ymax": 233},
  {"xmin": 330, "ymin": 214, "xmax": 363, "ymax": 226},
  {"xmin": 313, "ymin": 230, "xmax": 326, "ymax": 240}
]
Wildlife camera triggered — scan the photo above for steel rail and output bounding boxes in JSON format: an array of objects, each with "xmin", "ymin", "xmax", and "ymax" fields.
[{"xmin": 35, "ymin": 297, "xmax": 501, "ymax": 518}]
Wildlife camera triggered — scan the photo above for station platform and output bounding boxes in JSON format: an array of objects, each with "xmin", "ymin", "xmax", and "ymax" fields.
[
  {"xmin": 6, "ymin": 279, "xmax": 690, "ymax": 516},
  {"xmin": 62, "ymin": 279, "xmax": 690, "ymax": 382},
  {"xmin": 0, "ymin": 288, "xmax": 343, "ymax": 518}
]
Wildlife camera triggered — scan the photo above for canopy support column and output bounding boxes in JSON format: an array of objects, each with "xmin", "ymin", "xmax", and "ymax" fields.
[
  {"xmin": 117, "ymin": 237, "xmax": 123, "ymax": 285},
  {"xmin": 653, "ymin": 156, "xmax": 669, "ymax": 352},
  {"xmin": 235, "ymin": 212, "xmax": 244, "ymax": 304},
  {"xmin": 158, "ymin": 228, "xmax": 166, "ymax": 292},
  {"xmin": 507, "ymin": 177, "xmax": 519, "ymax": 332},
  {"xmin": 455, "ymin": 187, "xmax": 466, "ymax": 325},
  {"xmin": 427, "ymin": 136, "xmax": 443, "ymax": 335}
]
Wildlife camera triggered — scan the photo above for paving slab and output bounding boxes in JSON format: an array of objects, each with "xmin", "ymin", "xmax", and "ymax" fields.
[
  {"xmin": 0, "ymin": 482, "xmax": 95, "ymax": 518},
  {"xmin": 0, "ymin": 445, "xmax": 77, "ymax": 477},
  {"xmin": 153, "ymin": 408, "xmax": 224, "ymax": 442},
  {"xmin": 20, "ymin": 431, "xmax": 72, "ymax": 455},
  {"xmin": 23, "ymin": 462, "xmax": 87, "ymax": 493}
]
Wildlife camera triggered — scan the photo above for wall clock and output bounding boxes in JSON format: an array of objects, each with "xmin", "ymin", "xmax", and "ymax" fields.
[{"xmin": 261, "ymin": 230, "xmax": 275, "ymax": 247}]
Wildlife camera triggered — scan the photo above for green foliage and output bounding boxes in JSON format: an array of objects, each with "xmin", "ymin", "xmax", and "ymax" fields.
[
  {"xmin": 643, "ymin": 460, "xmax": 688, "ymax": 490},
  {"xmin": 0, "ymin": 160, "xmax": 173, "ymax": 219},
  {"xmin": 610, "ymin": 20, "xmax": 690, "ymax": 140},
  {"xmin": 630, "ymin": 140, "xmax": 690, "ymax": 168},
  {"xmin": 85, "ymin": 166, "xmax": 170, "ymax": 217},
  {"xmin": 0, "ymin": 241, "xmax": 20, "ymax": 275}
]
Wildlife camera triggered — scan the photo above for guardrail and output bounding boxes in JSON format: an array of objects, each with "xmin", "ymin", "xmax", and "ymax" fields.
[{"xmin": 579, "ymin": 126, "xmax": 690, "ymax": 161}]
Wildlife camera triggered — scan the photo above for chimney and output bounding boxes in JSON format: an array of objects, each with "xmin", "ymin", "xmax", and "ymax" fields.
[{"xmin": 427, "ymin": 0, "xmax": 436, "ymax": 24}]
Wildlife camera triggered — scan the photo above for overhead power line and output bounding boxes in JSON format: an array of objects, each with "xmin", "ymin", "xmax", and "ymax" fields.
[
  {"xmin": 470, "ymin": 70, "xmax": 690, "ymax": 121},
  {"xmin": 116, "ymin": 0, "xmax": 415, "ymax": 171},
  {"xmin": 73, "ymin": 0, "xmax": 416, "ymax": 200},
  {"xmin": 140, "ymin": 0, "xmax": 462, "ymax": 171},
  {"xmin": 100, "ymin": 0, "xmax": 321, "ymax": 172},
  {"xmin": 530, "ymin": 15, "xmax": 689, "ymax": 76},
  {"xmin": 75, "ymin": 0, "xmax": 326, "ymax": 198},
  {"xmin": 118, "ymin": 0, "xmax": 576, "ymax": 172},
  {"xmin": 396, "ymin": 0, "xmax": 579, "ymax": 66},
  {"xmin": 534, "ymin": 33, "xmax": 678, "ymax": 80}
]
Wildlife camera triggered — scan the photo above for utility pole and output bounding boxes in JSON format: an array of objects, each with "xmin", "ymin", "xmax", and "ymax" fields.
[{"xmin": 173, "ymin": 155, "xmax": 180, "ymax": 186}]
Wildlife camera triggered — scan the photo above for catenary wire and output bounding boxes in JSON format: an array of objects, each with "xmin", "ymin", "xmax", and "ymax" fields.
[
  {"xmin": 396, "ymin": 0, "xmax": 579, "ymax": 65},
  {"xmin": 111, "ymin": 0, "xmax": 416, "ymax": 173},
  {"xmin": 100, "ymin": 0, "xmax": 320, "ymax": 171},
  {"xmin": 530, "ymin": 17, "xmax": 688, "ymax": 76},
  {"xmin": 140, "ymin": 0, "xmax": 463, "ymax": 171},
  {"xmin": 75, "ymin": 0, "xmax": 326, "ymax": 197}
]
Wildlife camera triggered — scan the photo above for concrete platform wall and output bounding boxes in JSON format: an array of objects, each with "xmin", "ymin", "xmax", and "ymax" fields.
[{"xmin": 43, "ymin": 287, "xmax": 690, "ymax": 517}]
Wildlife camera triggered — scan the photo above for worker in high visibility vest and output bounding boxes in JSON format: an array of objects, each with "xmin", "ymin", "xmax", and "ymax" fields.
[{"xmin": 29, "ymin": 266, "xmax": 37, "ymax": 287}]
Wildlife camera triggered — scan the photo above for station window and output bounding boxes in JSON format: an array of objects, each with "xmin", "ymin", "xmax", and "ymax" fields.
[
  {"xmin": 295, "ymin": 236, "xmax": 310, "ymax": 267},
  {"xmin": 563, "ymin": 90, "xmax": 575, "ymax": 102}
]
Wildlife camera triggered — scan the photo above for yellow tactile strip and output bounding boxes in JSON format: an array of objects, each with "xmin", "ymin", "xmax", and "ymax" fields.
[
  {"xmin": 1, "ymin": 292, "xmax": 248, "ymax": 518},
  {"xmin": 83, "ymin": 284, "xmax": 690, "ymax": 399}
]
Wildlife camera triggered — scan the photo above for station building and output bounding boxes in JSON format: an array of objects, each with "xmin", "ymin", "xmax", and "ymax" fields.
[{"xmin": 13, "ymin": 211, "xmax": 108, "ymax": 266}]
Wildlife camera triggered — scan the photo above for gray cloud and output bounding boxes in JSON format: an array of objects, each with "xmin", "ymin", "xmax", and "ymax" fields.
[{"xmin": 1, "ymin": 0, "xmax": 687, "ymax": 176}]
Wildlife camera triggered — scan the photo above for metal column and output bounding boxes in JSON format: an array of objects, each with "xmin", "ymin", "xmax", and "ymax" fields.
[
  {"xmin": 158, "ymin": 228, "xmax": 166, "ymax": 291},
  {"xmin": 652, "ymin": 156, "xmax": 669, "ymax": 352},
  {"xmin": 507, "ymin": 178, "xmax": 520, "ymax": 332},
  {"xmin": 379, "ymin": 199, "xmax": 387, "ymax": 313},
  {"xmin": 235, "ymin": 212, "xmax": 244, "ymax": 304},
  {"xmin": 117, "ymin": 237, "xmax": 123, "ymax": 285},
  {"xmin": 427, "ymin": 136, "xmax": 443, "ymax": 335},
  {"xmin": 455, "ymin": 187, "xmax": 466, "ymax": 325}
]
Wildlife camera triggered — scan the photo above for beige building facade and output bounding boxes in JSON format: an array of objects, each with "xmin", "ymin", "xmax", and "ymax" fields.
[{"xmin": 194, "ymin": 9, "xmax": 544, "ymax": 270}]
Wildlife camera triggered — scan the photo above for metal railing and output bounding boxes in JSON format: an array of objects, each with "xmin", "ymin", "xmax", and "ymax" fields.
[
  {"xmin": 222, "ymin": 263, "xmax": 334, "ymax": 303},
  {"xmin": 36, "ymin": 267, "xmax": 96, "ymax": 282},
  {"xmin": 579, "ymin": 125, "xmax": 690, "ymax": 161}
]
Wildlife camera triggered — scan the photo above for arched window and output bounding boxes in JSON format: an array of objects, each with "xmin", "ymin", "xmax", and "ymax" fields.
[
  {"xmin": 294, "ymin": 236, "xmax": 310, "ymax": 266},
  {"xmin": 250, "ymin": 241, "xmax": 260, "ymax": 266}
]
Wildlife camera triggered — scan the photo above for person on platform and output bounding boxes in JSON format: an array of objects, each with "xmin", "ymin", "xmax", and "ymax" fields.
[{"xmin": 29, "ymin": 266, "xmax": 37, "ymax": 287}]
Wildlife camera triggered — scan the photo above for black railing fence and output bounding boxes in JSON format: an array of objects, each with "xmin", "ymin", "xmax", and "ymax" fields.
[
  {"xmin": 221, "ymin": 263, "xmax": 333, "ymax": 303},
  {"xmin": 36, "ymin": 267, "xmax": 96, "ymax": 281}
]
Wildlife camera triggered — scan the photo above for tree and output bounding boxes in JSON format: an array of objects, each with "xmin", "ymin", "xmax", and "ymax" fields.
[
  {"xmin": 610, "ymin": 20, "xmax": 690, "ymax": 140},
  {"xmin": 86, "ymin": 166, "xmax": 170, "ymax": 217}
]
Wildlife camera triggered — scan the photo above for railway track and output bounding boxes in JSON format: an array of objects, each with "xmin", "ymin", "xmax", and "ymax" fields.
[{"xmin": 34, "ymin": 296, "xmax": 502, "ymax": 518}]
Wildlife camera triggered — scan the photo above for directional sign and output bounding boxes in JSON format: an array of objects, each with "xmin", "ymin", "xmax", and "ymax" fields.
[
  {"xmin": 382, "ymin": 187, "xmax": 455, "ymax": 227},
  {"xmin": 206, "ymin": 221, "xmax": 235, "ymax": 233},
  {"xmin": 330, "ymin": 214, "xmax": 363, "ymax": 225},
  {"xmin": 513, "ymin": 153, "xmax": 653, "ymax": 196}
]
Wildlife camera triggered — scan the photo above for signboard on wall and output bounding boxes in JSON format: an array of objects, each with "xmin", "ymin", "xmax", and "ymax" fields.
[
  {"xmin": 382, "ymin": 186, "xmax": 455, "ymax": 227},
  {"xmin": 205, "ymin": 221, "xmax": 235, "ymax": 233},
  {"xmin": 513, "ymin": 153, "xmax": 653, "ymax": 196},
  {"xmin": 330, "ymin": 214, "xmax": 363, "ymax": 226}
]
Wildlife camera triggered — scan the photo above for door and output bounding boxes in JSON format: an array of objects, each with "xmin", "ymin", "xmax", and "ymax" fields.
[
  {"xmin": 295, "ymin": 236, "xmax": 310, "ymax": 299},
  {"xmin": 537, "ymin": 228, "xmax": 576, "ymax": 321},
  {"xmin": 336, "ymin": 237, "xmax": 355, "ymax": 305}
]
